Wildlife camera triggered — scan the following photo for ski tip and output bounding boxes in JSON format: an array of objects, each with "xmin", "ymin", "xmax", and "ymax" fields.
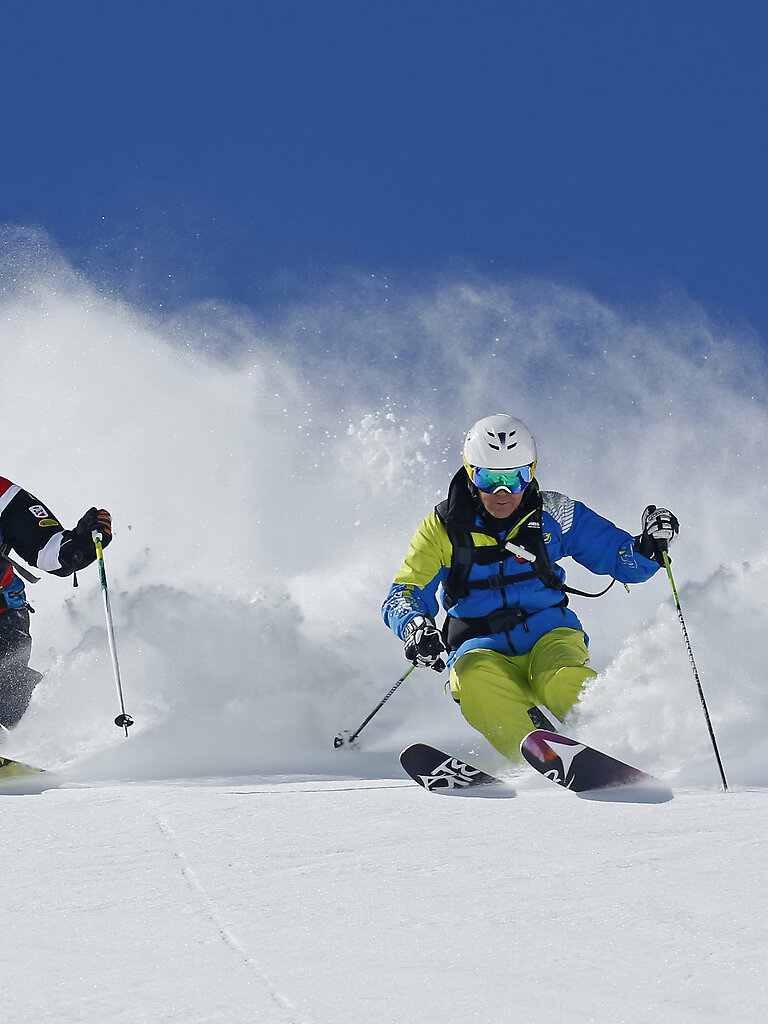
[
  {"xmin": 0, "ymin": 759, "xmax": 50, "ymax": 795},
  {"xmin": 0, "ymin": 756, "xmax": 44, "ymax": 779},
  {"xmin": 520, "ymin": 730, "xmax": 673, "ymax": 803},
  {"xmin": 400, "ymin": 743, "xmax": 516, "ymax": 797}
]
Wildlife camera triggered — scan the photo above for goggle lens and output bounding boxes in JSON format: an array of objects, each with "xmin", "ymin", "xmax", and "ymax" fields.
[{"xmin": 471, "ymin": 464, "xmax": 533, "ymax": 494}]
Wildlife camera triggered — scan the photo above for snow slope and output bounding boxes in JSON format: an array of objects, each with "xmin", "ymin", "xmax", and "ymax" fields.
[
  {"xmin": 3, "ymin": 776, "xmax": 766, "ymax": 1023},
  {"xmin": 1, "ymin": 233, "xmax": 768, "ymax": 1021}
]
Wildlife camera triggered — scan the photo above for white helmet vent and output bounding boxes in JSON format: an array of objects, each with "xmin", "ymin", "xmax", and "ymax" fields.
[{"xmin": 486, "ymin": 429, "xmax": 518, "ymax": 452}]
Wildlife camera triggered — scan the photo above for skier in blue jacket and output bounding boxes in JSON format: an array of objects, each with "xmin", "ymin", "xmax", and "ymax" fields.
[{"xmin": 382, "ymin": 413, "xmax": 678, "ymax": 759}]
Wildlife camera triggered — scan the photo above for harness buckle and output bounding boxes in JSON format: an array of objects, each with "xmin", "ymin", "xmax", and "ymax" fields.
[{"xmin": 504, "ymin": 541, "xmax": 537, "ymax": 563}]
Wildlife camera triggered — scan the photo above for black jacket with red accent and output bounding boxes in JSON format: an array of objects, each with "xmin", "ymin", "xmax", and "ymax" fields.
[{"xmin": 0, "ymin": 477, "xmax": 94, "ymax": 596}]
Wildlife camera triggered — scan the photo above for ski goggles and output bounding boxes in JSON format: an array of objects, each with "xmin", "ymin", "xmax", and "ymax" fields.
[{"xmin": 470, "ymin": 464, "xmax": 534, "ymax": 494}]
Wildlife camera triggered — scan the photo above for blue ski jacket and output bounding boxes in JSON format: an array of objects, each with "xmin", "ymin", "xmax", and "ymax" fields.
[{"xmin": 382, "ymin": 471, "xmax": 660, "ymax": 665}]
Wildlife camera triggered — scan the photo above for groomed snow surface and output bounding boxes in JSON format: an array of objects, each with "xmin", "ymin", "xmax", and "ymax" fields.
[{"xmin": 2, "ymin": 771, "xmax": 763, "ymax": 1024}]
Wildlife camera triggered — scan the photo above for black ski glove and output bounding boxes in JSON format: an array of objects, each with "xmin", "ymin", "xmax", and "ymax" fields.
[
  {"xmin": 403, "ymin": 615, "xmax": 447, "ymax": 673},
  {"xmin": 57, "ymin": 507, "xmax": 113, "ymax": 574},
  {"xmin": 76, "ymin": 507, "xmax": 113, "ymax": 545},
  {"xmin": 636, "ymin": 505, "xmax": 679, "ymax": 565}
]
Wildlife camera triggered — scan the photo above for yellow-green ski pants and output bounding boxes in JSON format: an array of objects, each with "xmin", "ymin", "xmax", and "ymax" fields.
[{"xmin": 449, "ymin": 627, "xmax": 597, "ymax": 760}]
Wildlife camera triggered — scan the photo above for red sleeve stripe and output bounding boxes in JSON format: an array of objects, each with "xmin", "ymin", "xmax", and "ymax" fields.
[{"xmin": 0, "ymin": 478, "xmax": 20, "ymax": 515}]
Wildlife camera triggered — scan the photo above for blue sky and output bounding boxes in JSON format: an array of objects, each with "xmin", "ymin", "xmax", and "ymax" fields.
[{"xmin": 3, "ymin": 0, "xmax": 768, "ymax": 335}]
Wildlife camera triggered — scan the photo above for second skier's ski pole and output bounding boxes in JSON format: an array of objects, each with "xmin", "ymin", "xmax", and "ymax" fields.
[
  {"xmin": 663, "ymin": 551, "xmax": 727, "ymax": 791},
  {"xmin": 334, "ymin": 665, "xmax": 415, "ymax": 748},
  {"xmin": 93, "ymin": 532, "xmax": 134, "ymax": 737}
]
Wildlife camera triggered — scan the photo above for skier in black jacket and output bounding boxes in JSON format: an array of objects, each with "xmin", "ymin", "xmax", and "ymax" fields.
[{"xmin": 0, "ymin": 475, "xmax": 112, "ymax": 729}]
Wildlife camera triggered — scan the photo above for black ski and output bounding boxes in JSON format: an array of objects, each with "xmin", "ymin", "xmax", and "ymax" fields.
[
  {"xmin": 399, "ymin": 743, "xmax": 514, "ymax": 795},
  {"xmin": 520, "ymin": 729, "xmax": 672, "ymax": 801}
]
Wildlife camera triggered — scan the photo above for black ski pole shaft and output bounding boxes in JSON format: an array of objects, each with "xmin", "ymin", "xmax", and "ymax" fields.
[
  {"xmin": 93, "ymin": 532, "xmax": 134, "ymax": 737},
  {"xmin": 334, "ymin": 664, "xmax": 415, "ymax": 748},
  {"xmin": 663, "ymin": 551, "xmax": 727, "ymax": 791}
]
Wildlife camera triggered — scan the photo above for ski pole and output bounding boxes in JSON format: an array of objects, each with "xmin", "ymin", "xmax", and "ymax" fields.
[
  {"xmin": 93, "ymin": 532, "xmax": 134, "ymax": 737},
  {"xmin": 663, "ymin": 551, "xmax": 727, "ymax": 791},
  {"xmin": 334, "ymin": 664, "xmax": 415, "ymax": 748}
]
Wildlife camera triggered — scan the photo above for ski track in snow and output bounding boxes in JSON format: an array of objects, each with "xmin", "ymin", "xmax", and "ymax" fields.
[{"xmin": 150, "ymin": 802, "xmax": 310, "ymax": 1024}]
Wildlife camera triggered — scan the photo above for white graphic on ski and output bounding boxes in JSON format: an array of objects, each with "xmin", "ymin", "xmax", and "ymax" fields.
[
  {"xmin": 540, "ymin": 738, "xmax": 587, "ymax": 788},
  {"xmin": 400, "ymin": 743, "xmax": 514, "ymax": 795},
  {"xmin": 419, "ymin": 756, "xmax": 487, "ymax": 790}
]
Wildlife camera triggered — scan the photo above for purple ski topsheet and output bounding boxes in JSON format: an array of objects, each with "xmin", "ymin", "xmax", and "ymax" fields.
[{"xmin": 520, "ymin": 730, "xmax": 670, "ymax": 799}]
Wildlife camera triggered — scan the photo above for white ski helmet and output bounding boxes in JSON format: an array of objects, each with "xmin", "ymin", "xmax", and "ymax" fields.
[{"xmin": 463, "ymin": 413, "xmax": 537, "ymax": 475}]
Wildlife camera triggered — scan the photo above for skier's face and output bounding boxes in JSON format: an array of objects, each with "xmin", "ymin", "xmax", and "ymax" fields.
[{"xmin": 478, "ymin": 488, "xmax": 525, "ymax": 519}]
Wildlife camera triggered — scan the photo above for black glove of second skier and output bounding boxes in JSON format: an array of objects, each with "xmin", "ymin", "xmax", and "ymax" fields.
[
  {"xmin": 57, "ymin": 507, "xmax": 113, "ymax": 574},
  {"xmin": 403, "ymin": 615, "xmax": 447, "ymax": 673},
  {"xmin": 636, "ymin": 505, "xmax": 679, "ymax": 565},
  {"xmin": 74, "ymin": 507, "xmax": 113, "ymax": 546}
]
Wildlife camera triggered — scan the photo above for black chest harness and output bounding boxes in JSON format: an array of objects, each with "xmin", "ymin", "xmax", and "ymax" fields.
[{"xmin": 435, "ymin": 497, "xmax": 615, "ymax": 652}]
